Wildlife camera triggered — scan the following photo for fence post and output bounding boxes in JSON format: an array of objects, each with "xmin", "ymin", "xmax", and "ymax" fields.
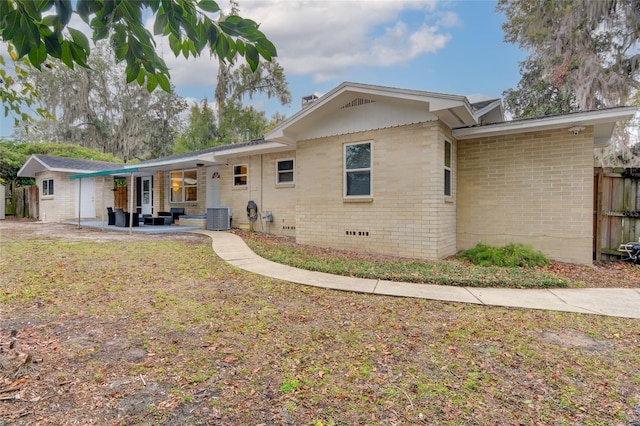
[{"xmin": 594, "ymin": 168, "xmax": 602, "ymax": 261}]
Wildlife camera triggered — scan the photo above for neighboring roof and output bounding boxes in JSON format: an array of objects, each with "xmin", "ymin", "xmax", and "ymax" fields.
[
  {"xmin": 452, "ymin": 106, "xmax": 637, "ymax": 146},
  {"xmin": 266, "ymin": 82, "xmax": 503, "ymax": 144},
  {"xmin": 470, "ymin": 99, "xmax": 500, "ymax": 111},
  {"xmin": 17, "ymin": 154, "xmax": 123, "ymax": 178}
]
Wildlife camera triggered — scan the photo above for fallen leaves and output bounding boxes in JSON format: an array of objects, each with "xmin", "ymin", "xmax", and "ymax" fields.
[{"xmin": 0, "ymin": 222, "xmax": 639, "ymax": 425}]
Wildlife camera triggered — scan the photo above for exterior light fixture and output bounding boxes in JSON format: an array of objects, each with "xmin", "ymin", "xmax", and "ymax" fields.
[{"xmin": 568, "ymin": 126, "xmax": 586, "ymax": 136}]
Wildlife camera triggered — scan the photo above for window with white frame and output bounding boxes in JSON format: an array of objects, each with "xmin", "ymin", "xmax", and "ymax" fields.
[
  {"xmin": 344, "ymin": 141, "xmax": 372, "ymax": 197},
  {"xmin": 170, "ymin": 170, "xmax": 197, "ymax": 202},
  {"xmin": 276, "ymin": 159, "xmax": 294, "ymax": 184},
  {"xmin": 42, "ymin": 178, "xmax": 54, "ymax": 196},
  {"xmin": 233, "ymin": 164, "xmax": 248, "ymax": 187},
  {"xmin": 444, "ymin": 140, "xmax": 452, "ymax": 197}
]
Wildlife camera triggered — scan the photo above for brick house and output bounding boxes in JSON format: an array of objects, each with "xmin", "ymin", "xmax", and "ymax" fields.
[{"xmin": 18, "ymin": 82, "xmax": 636, "ymax": 264}]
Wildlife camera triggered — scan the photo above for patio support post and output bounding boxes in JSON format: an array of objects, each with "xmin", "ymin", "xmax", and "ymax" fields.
[
  {"xmin": 77, "ymin": 178, "xmax": 82, "ymax": 229},
  {"xmin": 128, "ymin": 172, "xmax": 134, "ymax": 235},
  {"xmin": 101, "ymin": 176, "xmax": 106, "ymax": 231}
]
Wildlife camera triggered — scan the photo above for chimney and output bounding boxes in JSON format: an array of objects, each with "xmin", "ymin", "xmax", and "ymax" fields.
[{"xmin": 302, "ymin": 94, "xmax": 319, "ymax": 109}]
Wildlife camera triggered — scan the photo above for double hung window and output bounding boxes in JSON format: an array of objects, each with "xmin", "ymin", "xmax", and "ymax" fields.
[
  {"xmin": 42, "ymin": 178, "xmax": 54, "ymax": 196},
  {"xmin": 444, "ymin": 141, "xmax": 452, "ymax": 197},
  {"xmin": 234, "ymin": 164, "xmax": 248, "ymax": 187},
  {"xmin": 276, "ymin": 159, "xmax": 294, "ymax": 184},
  {"xmin": 344, "ymin": 142, "xmax": 372, "ymax": 197}
]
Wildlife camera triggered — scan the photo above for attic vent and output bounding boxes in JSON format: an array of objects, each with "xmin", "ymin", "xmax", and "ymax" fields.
[{"xmin": 340, "ymin": 98, "xmax": 375, "ymax": 110}]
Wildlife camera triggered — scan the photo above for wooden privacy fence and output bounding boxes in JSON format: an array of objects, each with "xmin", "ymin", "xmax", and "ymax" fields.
[
  {"xmin": 11, "ymin": 185, "xmax": 39, "ymax": 219},
  {"xmin": 114, "ymin": 186, "xmax": 127, "ymax": 209},
  {"xmin": 594, "ymin": 167, "xmax": 640, "ymax": 260}
]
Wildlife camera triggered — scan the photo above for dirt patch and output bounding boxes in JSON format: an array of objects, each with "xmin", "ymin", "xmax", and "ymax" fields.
[{"xmin": 539, "ymin": 330, "xmax": 610, "ymax": 351}]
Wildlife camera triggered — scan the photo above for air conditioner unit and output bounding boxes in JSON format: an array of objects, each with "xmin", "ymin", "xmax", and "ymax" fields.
[{"xmin": 207, "ymin": 207, "xmax": 231, "ymax": 231}]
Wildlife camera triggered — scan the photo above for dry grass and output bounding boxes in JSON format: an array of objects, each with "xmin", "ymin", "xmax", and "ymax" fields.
[{"xmin": 0, "ymin": 222, "xmax": 639, "ymax": 425}]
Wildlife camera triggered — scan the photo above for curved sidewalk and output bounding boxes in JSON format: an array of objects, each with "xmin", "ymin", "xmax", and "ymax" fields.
[{"xmin": 195, "ymin": 231, "xmax": 640, "ymax": 319}]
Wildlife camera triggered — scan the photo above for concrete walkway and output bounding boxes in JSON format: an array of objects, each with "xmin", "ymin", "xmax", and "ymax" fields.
[{"xmin": 195, "ymin": 231, "xmax": 640, "ymax": 319}]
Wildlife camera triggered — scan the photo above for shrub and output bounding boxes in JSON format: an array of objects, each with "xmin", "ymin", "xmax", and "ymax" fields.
[{"xmin": 462, "ymin": 243, "xmax": 549, "ymax": 267}]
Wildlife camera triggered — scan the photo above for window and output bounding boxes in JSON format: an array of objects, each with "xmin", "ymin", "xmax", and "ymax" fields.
[
  {"xmin": 276, "ymin": 159, "xmax": 294, "ymax": 184},
  {"xmin": 170, "ymin": 170, "xmax": 197, "ymax": 202},
  {"xmin": 42, "ymin": 178, "xmax": 54, "ymax": 196},
  {"xmin": 234, "ymin": 164, "xmax": 248, "ymax": 187},
  {"xmin": 344, "ymin": 142, "xmax": 371, "ymax": 197},
  {"xmin": 444, "ymin": 140, "xmax": 452, "ymax": 197}
]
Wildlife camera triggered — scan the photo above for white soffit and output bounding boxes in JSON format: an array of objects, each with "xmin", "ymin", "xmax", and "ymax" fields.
[
  {"xmin": 213, "ymin": 141, "xmax": 292, "ymax": 158},
  {"xmin": 452, "ymin": 107, "xmax": 637, "ymax": 145}
]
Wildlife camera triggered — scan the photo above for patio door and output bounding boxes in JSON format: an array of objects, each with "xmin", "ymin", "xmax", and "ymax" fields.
[{"xmin": 141, "ymin": 176, "xmax": 152, "ymax": 215}]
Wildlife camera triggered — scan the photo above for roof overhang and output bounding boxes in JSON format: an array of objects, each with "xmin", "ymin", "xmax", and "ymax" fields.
[
  {"xmin": 213, "ymin": 141, "xmax": 292, "ymax": 158},
  {"xmin": 265, "ymin": 82, "xmax": 479, "ymax": 145},
  {"xmin": 67, "ymin": 143, "xmax": 294, "ymax": 179},
  {"xmin": 68, "ymin": 152, "xmax": 223, "ymax": 179},
  {"xmin": 452, "ymin": 107, "xmax": 637, "ymax": 146},
  {"xmin": 17, "ymin": 155, "xmax": 107, "ymax": 178}
]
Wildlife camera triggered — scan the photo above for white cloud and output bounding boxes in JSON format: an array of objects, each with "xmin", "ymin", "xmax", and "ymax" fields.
[{"xmin": 159, "ymin": 0, "xmax": 456, "ymax": 86}]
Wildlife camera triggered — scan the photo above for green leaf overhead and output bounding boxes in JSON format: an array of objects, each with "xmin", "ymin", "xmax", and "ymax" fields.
[
  {"xmin": 198, "ymin": 0, "xmax": 220, "ymax": 13},
  {"xmin": 1, "ymin": 0, "xmax": 277, "ymax": 95}
]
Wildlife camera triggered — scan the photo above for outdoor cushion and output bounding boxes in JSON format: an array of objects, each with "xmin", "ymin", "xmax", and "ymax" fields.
[
  {"xmin": 158, "ymin": 207, "xmax": 185, "ymax": 224},
  {"xmin": 107, "ymin": 207, "xmax": 116, "ymax": 226},
  {"xmin": 114, "ymin": 208, "xmax": 139, "ymax": 227}
]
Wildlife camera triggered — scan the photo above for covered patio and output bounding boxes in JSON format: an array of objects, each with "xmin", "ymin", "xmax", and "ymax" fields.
[
  {"xmin": 69, "ymin": 149, "xmax": 222, "ymax": 234},
  {"xmin": 68, "ymin": 220, "xmax": 203, "ymax": 234}
]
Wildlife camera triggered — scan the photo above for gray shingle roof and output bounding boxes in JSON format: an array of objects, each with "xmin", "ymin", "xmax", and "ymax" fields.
[{"xmin": 35, "ymin": 155, "xmax": 123, "ymax": 171}]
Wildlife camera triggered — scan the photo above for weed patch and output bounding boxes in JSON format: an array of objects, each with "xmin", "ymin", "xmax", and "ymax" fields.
[{"xmin": 461, "ymin": 243, "xmax": 549, "ymax": 267}]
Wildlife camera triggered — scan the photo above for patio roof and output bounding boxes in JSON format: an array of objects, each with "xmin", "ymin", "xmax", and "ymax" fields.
[{"xmin": 69, "ymin": 167, "xmax": 139, "ymax": 179}]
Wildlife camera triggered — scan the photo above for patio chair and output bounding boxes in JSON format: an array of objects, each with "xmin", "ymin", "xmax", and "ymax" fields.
[
  {"xmin": 107, "ymin": 207, "xmax": 116, "ymax": 226},
  {"xmin": 157, "ymin": 207, "xmax": 185, "ymax": 225},
  {"xmin": 114, "ymin": 208, "xmax": 127, "ymax": 227},
  {"xmin": 114, "ymin": 209, "xmax": 139, "ymax": 227}
]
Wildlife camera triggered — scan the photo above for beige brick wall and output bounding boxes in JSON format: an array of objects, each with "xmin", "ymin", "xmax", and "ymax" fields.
[
  {"xmin": 457, "ymin": 127, "xmax": 594, "ymax": 264},
  {"xmin": 37, "ymin": 172, "xmax": 114, "ymax": 222},
  {"xmin": 294, "ymin": 121, "xmax": 456, "ymax": 259},
  {"xmin": 219, "ymin": 151, "xmax": 297, "ymax": 236}
]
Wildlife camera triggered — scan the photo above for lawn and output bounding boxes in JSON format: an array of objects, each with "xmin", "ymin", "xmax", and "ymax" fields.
[{"xmin": 0, "ymin": 222, "xmax": 639, "ymax": 425}]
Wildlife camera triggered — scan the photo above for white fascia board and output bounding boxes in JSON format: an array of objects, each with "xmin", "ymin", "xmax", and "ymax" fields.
[
  {"xmin": 452, "ymin": 107, "xmax": 637, "ymax": 140},
  {"xmin": 16, "ymin": 156, "xmax": 101, "ymax": 177},
  {"xmin": 17, "ymin": 156, "xmax": 45, "ymax": 177},
  {"xmin": 213, "ymin": 141, "xmax": 292, "ymax": 158}
]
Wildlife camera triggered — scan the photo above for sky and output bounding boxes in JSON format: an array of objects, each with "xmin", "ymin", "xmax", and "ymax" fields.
[{"xmin": 0, "ymin": 0, "xmax": 527, "ymax": 139}]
